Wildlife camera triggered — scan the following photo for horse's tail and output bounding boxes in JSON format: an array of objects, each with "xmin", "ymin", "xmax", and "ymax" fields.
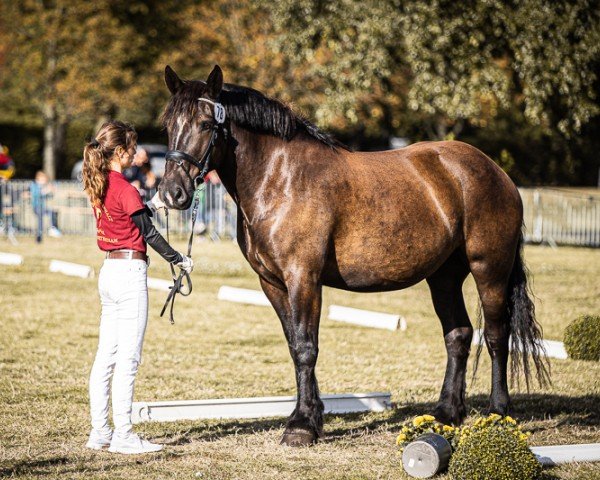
[{"xmin": 506, "ymin": 234, "xmax": 551, "ymax": 390}]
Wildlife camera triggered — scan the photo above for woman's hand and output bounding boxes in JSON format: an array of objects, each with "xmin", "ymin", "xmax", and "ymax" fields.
[{"xmin": 176, "ymin": 254, "xmax": 194, "ymax": 274}]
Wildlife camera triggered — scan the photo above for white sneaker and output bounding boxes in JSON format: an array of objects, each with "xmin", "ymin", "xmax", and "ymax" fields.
[
  {"xmin": 48, "ymin": 226, "xmax": 62, "ymax": 238},
  {"xmin": 85, "ymin": 429, "xmax": 112, "ymax": 450},
  {"xmin": 108, "ymin": 433, "xmax": 163, "ymax": 454}
]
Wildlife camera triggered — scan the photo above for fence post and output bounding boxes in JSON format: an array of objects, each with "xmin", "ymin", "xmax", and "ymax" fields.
[{"xmin": 532, "ymin": 189, "xmax": 543, "ymax": 244}]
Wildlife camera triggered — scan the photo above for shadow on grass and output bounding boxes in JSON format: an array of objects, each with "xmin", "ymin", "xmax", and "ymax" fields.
[
  {"xmin": 0, "ymin": 451, "xmax": 176, "ymax": 478},
  {"xmin": 326, "ymin": 392, "xmax": 599, "ymax": 440},
  {"xmin": 0, "ymin": 457, "xmax": 70, "ymax": 478},
  {"xmin": 160, "ymin": 393, "xmax": 599, "ymax": 446}
]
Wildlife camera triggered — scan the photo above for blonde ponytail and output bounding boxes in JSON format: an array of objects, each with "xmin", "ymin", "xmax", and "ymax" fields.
[{"xmin": 82, "ymin": 121, "xmax": 137, "ymax": 206}]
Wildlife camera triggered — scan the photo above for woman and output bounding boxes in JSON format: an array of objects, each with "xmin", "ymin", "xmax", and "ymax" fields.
[{"xmin": 82, "ymin": 120, "xmax": 192, "ymax": 454}]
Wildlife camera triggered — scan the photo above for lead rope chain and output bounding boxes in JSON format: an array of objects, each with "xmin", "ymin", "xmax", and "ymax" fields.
[{"xmin": 160, "ymin": 183, "xmax": 205, "ymax": 324}]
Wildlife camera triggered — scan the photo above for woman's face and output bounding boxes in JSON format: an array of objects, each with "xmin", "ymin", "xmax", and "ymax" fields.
[{"xmin": 118, "ymin": 143, "xmax": 137, "ymax": 169}]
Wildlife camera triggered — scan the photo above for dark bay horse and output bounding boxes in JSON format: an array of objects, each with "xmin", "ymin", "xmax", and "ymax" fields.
[{"xmin": 158, "ymin": 65, "xmax": 549, "ymax": 446}]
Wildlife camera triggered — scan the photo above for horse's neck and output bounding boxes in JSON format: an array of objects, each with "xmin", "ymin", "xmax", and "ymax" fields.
[{"xmin": 215, "ymin": 125, "xmax": 283, "ymax": 210}]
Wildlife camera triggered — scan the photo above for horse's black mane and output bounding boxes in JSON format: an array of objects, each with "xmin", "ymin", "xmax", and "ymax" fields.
[{"xmin": 162, "ymin": 80, "xmax": 349, "ymax": 151}]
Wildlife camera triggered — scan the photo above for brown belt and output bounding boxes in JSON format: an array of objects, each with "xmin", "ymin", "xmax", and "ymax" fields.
[{"xmin": 105, "ymin": 250, "xmax": 148, "ymax": 261}]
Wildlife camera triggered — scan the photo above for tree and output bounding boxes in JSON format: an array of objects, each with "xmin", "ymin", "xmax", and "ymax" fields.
[
  {"xmin": 0, "ymin": 0, "xmax": 195, "ymax": 179},
  {"xmin": 0, "ymin": 0, "xmax": 142, "ymax": 179},
  {"xmin": 266, "ymin": 0, "xmax": 600, "ymax": 139}
]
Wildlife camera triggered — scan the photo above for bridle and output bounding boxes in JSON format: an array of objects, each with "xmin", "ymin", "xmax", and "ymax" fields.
[
  {"xmin": 160, "ymin": 97, "xmax": 228, "ymax": 324},
  {"xmin": 165, "ymin": 97, "xmax": 227, "ymax": 188}
]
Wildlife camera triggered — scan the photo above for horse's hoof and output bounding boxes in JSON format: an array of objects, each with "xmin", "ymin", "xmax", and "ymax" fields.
[
  {"xmin": 280, "ymin": 430, "xmax": 316, "ymax": 447},
  {"xmin": 433, "ymin": 405, "xmax": 465, "ymax": 426}
]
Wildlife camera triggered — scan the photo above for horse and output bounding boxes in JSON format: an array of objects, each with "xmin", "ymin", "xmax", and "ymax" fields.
[{"xmin": 157, "ymin": 65, "xmax": 550, "ymax": 446}]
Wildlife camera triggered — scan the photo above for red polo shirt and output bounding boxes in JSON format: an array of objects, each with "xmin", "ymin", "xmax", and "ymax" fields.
[{"xmin": 94, "ymin": 170, "xmax": 146, "ymax": 253}]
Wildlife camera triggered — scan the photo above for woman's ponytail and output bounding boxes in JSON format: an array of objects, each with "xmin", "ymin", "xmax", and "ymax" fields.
[
  {"xmin": 82, "ymin": 121, "xmax": 137, "ymax": 206},
  {"xmin": 82, "ymin": 141, "xmax": 110, "ymax": 206}
]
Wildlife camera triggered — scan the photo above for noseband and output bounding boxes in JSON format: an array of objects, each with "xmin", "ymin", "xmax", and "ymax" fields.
[{"xmin": 165, "ymin": 98, "xmax": 227, "ymax": 188}]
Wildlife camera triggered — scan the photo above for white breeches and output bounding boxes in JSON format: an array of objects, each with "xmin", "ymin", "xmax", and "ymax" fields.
[{"xmin": 89, "ymin": 258, "xmax": 148, "ymax": 436}]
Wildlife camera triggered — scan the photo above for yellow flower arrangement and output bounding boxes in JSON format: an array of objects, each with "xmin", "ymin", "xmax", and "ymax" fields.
[
  {"xmin": 396, "ymin": 413, "xmax": 533, "ymax": 455},
  {"xmin": 396, "ymin": 415, "xmax": 460, "ymax": 452}
]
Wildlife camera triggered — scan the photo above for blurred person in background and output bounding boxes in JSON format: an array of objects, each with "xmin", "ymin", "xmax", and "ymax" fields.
[
  {"xmin": 139, "ymin": 162, "xmax": 157, "ymax": 191},
  {"xmin": 30, "ymin": 170, "xmax": 62, "ymax": 242},
  {"xmin": 82, "ymin": 120, "xmax": 193, "ymax": 455},
  {"xmin": 0, "ymin": 143, "xmax": 16, "ymax": 240},
  {"xmin": 123, "ymin": 147, "xmax": 148, "ymax": 191}
]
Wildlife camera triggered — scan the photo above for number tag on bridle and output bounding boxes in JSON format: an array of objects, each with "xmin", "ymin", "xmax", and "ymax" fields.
[{"xmin": 214, "ymin": 103, "xmax": 226, "ymax": 124}]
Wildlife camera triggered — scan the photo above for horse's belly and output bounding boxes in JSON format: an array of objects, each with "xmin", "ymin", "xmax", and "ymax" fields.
[
  {"xmin": 323, "ymin": 244, "xmax": 451, "ymax": 291},
  {"xmin": 323, "ymin": 219, "xmax": 458, "ymax": 292}
]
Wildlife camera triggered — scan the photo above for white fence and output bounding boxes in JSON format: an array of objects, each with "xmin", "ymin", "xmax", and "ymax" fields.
[
  {"xmin": 1, "ymin": 181, "xmax": 599, "ymax": 247},
  {"xmin": 520, "ymin": 188, "xmax": 600, "ymax": 247},
  {"xmin": 0, "ymin": 180, "xmax": 237, "ymax": 240}
]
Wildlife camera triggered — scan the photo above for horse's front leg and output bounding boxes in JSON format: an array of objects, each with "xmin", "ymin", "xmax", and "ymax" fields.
[{"xmin": 270, "ymin": 273, "xmax": 323, "ymax": 446}]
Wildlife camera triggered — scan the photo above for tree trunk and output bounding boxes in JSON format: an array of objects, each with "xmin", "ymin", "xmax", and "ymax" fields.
[
  {"xmin": 43, "ymin": 102, "xmax": 57, "ymax": 181},
  {"xmin": 55, "ymin": 116, "xmax": 67, "ymax": 178},
  {"xmin": 42, "ymin": 103, "xmax": 68, "ymax": 180}
]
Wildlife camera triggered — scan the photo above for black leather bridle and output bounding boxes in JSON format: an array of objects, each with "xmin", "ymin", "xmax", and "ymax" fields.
[
  {"xmin": 165, "ymin": 97, "xmax": 228, "ymax": 189},
  {"xmin": 160, "ymin": 97, "xmax": 228, "ymax": 324}
]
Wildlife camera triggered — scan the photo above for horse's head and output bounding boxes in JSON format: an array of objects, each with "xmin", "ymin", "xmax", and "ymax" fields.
[{"xmin": 159, "ymin": 65, "xmax": 228, "ymax": 209}]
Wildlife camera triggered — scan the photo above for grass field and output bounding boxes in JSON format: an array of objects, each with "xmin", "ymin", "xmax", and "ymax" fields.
[{"xmin": 1, "ymin": 236, "xmax": 599, "ymax": 479}]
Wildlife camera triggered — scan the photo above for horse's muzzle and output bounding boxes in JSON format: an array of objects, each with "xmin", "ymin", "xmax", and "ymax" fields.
[{"xmin": 159, "ymin": 182, "xmax": 192, "ymax": 210}]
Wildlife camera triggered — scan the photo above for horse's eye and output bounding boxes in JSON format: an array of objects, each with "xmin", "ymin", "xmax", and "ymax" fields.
[{"xmin": 200, "ymin": 121, "xmax": 212, "ymax": 131}]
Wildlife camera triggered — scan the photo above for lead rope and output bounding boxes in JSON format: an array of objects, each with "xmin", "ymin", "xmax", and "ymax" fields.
[{"xmin": 160, "ymin": 183, "xmax": 204, "ymax": 324}]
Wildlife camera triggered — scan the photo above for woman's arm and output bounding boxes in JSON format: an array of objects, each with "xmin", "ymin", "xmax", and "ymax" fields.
[{"xmin": 131, "ymin": 208, "xmax": 182, "ymax": 264}]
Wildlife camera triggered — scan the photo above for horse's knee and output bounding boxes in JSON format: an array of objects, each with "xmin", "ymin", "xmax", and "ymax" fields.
[
  {"xmin": 290, "ymin": 341, "xmax": 318, "ymax": 366},
  {"xmin": 444, "ymin": 327, "xmax": 472, "ymax": 357}
]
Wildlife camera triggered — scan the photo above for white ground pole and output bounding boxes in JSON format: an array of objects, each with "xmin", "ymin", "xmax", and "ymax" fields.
[
  {"xmin": 328, "ymin": 305, "xmax": 407, "ymax": 331},
  {"xmin": 48, "ymin": 259, "xmax": 94, "ymax": 279},
  {"xmin": 531, "ymin": 444, "xmax": 600, "ymax": 466},
  {"xmin": 147, "ymin": 277, "xmax": 172, "ymax": 292},
  {"xmin": 217, "ymin": 286, "xmax": 271, "ymax": 307},
  {"xmin": 132, "ymin": 392, "xmax": 391, "ymax": 424},
  {"xmin": 472, "ymin": 329, "xmax": 567, "ymax": 359},
  {"xmin": 217, "ymin": 286, "xmax": 407, "ymax": 331},
  {"xmin": 0, "ymin": 252, "xmax": 23, "ymax": 265}
]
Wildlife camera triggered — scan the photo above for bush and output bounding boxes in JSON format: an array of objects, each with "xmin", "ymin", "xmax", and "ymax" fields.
[
  {"xmin": 449, "ymin": 427, "xmax": 541, "ymax": 480},
  {"xmin": 564, "ymin": 315, "xmax": 600, "ymax": 361}
]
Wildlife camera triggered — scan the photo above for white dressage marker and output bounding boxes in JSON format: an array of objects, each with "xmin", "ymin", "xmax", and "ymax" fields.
[
  {"xmin": 217, "ymin": 286, "xmax": 271, "ymax": 307},
  {"xmin": 532, "ymin": 443, "xmax": 600, "ymax": 466},
  {"xmin": 0, "ymin": 252, "xmax": 23, "ymax": 266},
  {"xmin": 472, "ymin": 329, "xmax": 567, "ymax": 360},
  {"xmin": 132, "ymin": 392, "xmax": 391, "ymax": 424},
  {"xmin": 147, "ymin": 277, "xmax": 172, "ymax": 292},
  {"xmin": 328, "ymin": 305, "xmax": 407, "ymax": 331},
  {"xmin": 49, "ymin": 260, "xmax": 94, "ymax": 279}
]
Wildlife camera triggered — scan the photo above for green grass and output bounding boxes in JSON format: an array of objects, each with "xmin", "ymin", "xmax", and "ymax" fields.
[{"xmin": 0, "ymin": 236, "xmax": 599, "ymax": 479}]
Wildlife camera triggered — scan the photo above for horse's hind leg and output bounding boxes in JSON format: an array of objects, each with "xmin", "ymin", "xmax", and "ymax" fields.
[
  {"xmin": 426, "ymin": 250, "xmax": 472, "ymax": 425},
  {"xmin": 469, "ymin": 258, "xmax": 512, "ymax": 416}
]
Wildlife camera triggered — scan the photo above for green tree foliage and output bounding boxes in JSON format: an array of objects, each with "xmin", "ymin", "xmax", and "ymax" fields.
[
  {"xmin": 0, "ymin": 1, "xmax": 140, "ymax": 178},
  {"xmin": 1, "ymin": 0, "xmax": 598, "ymax": 184},
  {"xmin": 0, "ymin": 0, "xmax": 194, "ymax": 178},
  {"xmin": 267, "ymin": 0, "xmax": 599, "ymax": 135}
]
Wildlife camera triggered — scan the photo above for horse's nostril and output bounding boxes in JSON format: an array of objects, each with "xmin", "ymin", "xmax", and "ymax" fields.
[{"xmin": 174, "ymin": 186, "xmax": 185, "ymax": 202}]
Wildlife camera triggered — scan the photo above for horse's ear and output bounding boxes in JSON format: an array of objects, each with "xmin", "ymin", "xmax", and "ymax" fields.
[
  {"xmin": 206, "ymin": 65, "xmax": 223, "ymax": 99},
  {"xmin": 165, "ymin": 65, "xmax": 184, "ymax": 95}
]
